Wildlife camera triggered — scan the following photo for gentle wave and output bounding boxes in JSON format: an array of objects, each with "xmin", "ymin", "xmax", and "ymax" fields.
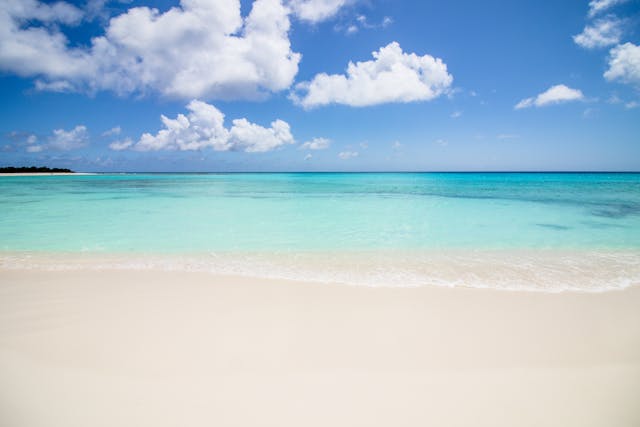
[{"xmin": 2, "ymin": 250, "xmax": 639, "ymax": 293}]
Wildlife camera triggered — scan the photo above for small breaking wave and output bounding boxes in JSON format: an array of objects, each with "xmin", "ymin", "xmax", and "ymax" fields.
[{"xmin": 1, "ymin": 249, "xmax": 639, "ymax": 293}]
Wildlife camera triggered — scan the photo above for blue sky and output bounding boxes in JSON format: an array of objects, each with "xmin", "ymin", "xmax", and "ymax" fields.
[{"xmin": 0, "ymin": 0, "xmax": 639, "ymax": 171}]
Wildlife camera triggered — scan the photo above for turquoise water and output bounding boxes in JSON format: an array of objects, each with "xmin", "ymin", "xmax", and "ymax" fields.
[{"xmin": 1, "ymin": 173, "xmax": 639, "ymax": 253}]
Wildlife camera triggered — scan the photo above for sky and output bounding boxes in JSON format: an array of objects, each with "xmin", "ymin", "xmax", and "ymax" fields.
[{"xmin": 0, "ymin": 0, "xmax": 639, "ymax": 172}]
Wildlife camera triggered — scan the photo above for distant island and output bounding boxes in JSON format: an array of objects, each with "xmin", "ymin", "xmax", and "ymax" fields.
[{"xmin": 0, "ymin": 166, "xmax": 74, "ymax": 173}]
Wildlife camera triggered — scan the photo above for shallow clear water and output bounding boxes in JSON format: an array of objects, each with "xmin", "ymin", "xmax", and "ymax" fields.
[
  {"xmin": 1, "ymin": 172, "xmax": 639, "ymax": 252},
  {"xmin": 2, "ymin": 173, "xmax": 639, "ymax": 291}
]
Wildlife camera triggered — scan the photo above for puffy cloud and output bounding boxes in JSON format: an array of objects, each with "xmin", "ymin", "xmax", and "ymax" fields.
[
  {"xmin": 604, "ymin": 42, "xmax": 640, "ymax": 86},
  {"xmin": 391, "ymin": 141, "xmax": 403, "ymax": 150},
  {"xmin": 300, "ymin": 137, "xmax": 331, "ymax": 150},
  {"xmin": 573, "ymin": 17, "xmax": 623, "ymax": 49},
  {"xmin": 108, "ymin": 138, "xmax": 133, "ymax": 151},
  {"xmin": 0, "ymin": 0, "xmax": 300, "ymax": 100},
  {"xmin": 515, "ymin": 84, "xmax": 585, "ymax": 109},
  {"xmin": 288, "ymin": 0, "xmax": 350, "ymax": 23},
  {"xmin": 304, "ymin": 153, "xmax": 313, "ymax": 160},
  {"xmin": 48, "ymin": 125, "xmax": 89, "ymax": 150},
  {"xmin": 23, "ymin": 125, "xmax": 89, "ymax": 152},
  {"xmin": 123, "ymin": 100, "xmax": 294, "ymax": 153},
  {"xmin": 228, "ymin": 117, "xmax": 294, "ymax": 153},
  {"xmin": 0, "ymin": 1, "xmax": 90, "ymax": 81},
  {"xmin": 2, "ymin": 0, "xmax": 83, "ymax": 24},
  {"xmin": 588, "ymin": 0, "xmax": 628, "ymax": 17},
  {"xmin": 292, "ymin": 42, "xmax": 453, "ymax": 108},
  {"xmin": 338, "ymin": 151, "xmax": 358, "ymax": 159}
]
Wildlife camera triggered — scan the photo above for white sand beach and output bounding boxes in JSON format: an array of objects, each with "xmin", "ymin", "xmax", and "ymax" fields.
[{"xmin": 1, "ymin": 268, "xmax": 639, "ymax": 427}]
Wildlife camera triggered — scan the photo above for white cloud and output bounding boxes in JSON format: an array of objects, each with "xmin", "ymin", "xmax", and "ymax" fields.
[
  {"xmin": 300, "ymin": 137, "xmax": 330, "ymax": 150},
  {"xmin": 588, "ymin": 0, "xmax": 628, "ymax": 17},
  {"xmin": 108, "ymin": 138, "xmax": 133, "ymax": 151},
  {"xmin": 515, "ymin": 84, "xmax": 585, "ymax": 109},
  {"xmin": 292, "ymin": 42, "xmax": 453, "ymax": 108},
  {"xmin": 497, "ymin": 134, "xmax": 519, "ymax": 140},
  {"xmin": 573, "ymin": 17, "xmax": 623, "ymax": 49},
  {"xmin": 604, "ymin": 42, "xmax": 640, "ymax": 86},
  {"xmin": 6, "ymin": 131, "xmax": 38, "ymax": 146},
  {"xmin": 26, "ymin": 145, "xmax": 44, "ymax": 153},
  {"xmin": 391, "ymin": 140, "xmax": 403, "ymax": 150},
  {"xmin": 24, "ymin": 125, "xmax": 89, "ymax": 152},
  {"xmin": 123, "ymin": 100, "xmax": 294, "ymax": 153},
  {"xmin": 2, "ymin": 0, "xmax": 83, "ymax": 24},
  {"xmin": 625, "ymin": 100, "xmax": 639, "ymax": 109},
  {"xmin": 337, "ymin": 14, "xmax": 393, "ymax": 35},
  {"xmin": 288, "ymin": 0, "xmax": 350, "ymax": 23},
  {"xmin": 229, "ymin": 117, "xmax": 294, "ymax": 153},
  {"xmin": 48, "ymin": 125, "xmax": 89, "ymax": 150},
  {"xmin": 450, "ymin": 110, "xmax": 462, "ymax": 118},
  {"xmin": 434, "ymin": 138, "xmax": 448, "ymax": 146},
  {"xmin": 102, "ymin": 126, "xmax": 122, "ymax": 137},
  {"xmin": 0, "ymin": 0, "xmax": 301, "ymax": 100},
  {"xmin": 304, "ymin": 153, "xmax": 312, "ymax": 160},
  {"xmin": 338, "ymin": 150, "xmax": 358, "ymax": 159}
]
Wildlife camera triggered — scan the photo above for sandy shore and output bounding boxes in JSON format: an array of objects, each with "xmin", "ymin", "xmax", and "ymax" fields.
[{"xmin": 1, "ymin": 269, "xmax": 639, "ymax": 427}]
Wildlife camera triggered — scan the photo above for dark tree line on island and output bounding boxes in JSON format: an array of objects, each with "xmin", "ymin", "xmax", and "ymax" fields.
[{"xmin": 0, "ymin": 166, "xmax": 74, "ymax": 173}]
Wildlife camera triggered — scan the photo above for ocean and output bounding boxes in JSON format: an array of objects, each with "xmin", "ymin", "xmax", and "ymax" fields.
[{"xmin": 2, "ymin": 172, "xmax": 639, "ymax": 291}]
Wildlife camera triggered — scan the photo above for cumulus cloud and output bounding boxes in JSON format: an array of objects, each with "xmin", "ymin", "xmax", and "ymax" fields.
[
  {"xmin": 291, "ymin": 42, "xmax": 453, "ymax": 108},
  {"xmin": 121, "ymin": 100, "xmax": 294, "ymax": 153},
  {"xmin": 228, "ymin": 117, "xmax": 295, "ymax": 153},
  {"xmin": 573, "ymin": 17, "xmax": 623, "ymax": 49},
  {"xmin": 23, "ymin": 125, "xmax": 89, "ymax": 152},
  {"xmin": 48, "ymin": 126, "xmax": 90, "ymax": 150},
  {"xmin": 515, "ymin": 84, "xmax": 585, "ymax": 109},
  {"xmin": 0, "ymin": 0, "xmax": 301, "ymax": 100},
  {"xmin": 108, "ymin": 138, "xmax": 133, "ymax": 151},
  {"xmin": 338, "ymin": 150, "xmax": 358, "ymax": 159},
  {"xmin": 588, "ymin": 0, "xmax": 628, "ymax": 17},
  {"xmin": 300, "ymin": 137, "xmax": 331, "ymax": 150},
  {"xmin": 288, "ymin": 0, "xmax": 350, "ymax": 23},
  {"xmin": 604, "ymin": 42, "xmax": 640, "ymax": 86}
]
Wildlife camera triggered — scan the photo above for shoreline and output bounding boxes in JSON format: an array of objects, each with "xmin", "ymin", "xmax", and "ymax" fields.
[
  {"xmin": 2, "ymin": 248, "xmax": 639, "ymax": 293},
  {"xmin": 1, "ymin": 268, "xmax": 639, "ymax": 426}
]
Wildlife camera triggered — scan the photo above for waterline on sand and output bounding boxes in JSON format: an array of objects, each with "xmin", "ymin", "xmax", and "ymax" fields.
[{"xmin": 2, "ymin": 249, "xmax": 639, "ymax": 293}]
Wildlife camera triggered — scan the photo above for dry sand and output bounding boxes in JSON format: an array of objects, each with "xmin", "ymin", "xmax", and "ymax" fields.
[{"xmin": 1, "ymin": 269, "xmax": 639, "ymax": 427}]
